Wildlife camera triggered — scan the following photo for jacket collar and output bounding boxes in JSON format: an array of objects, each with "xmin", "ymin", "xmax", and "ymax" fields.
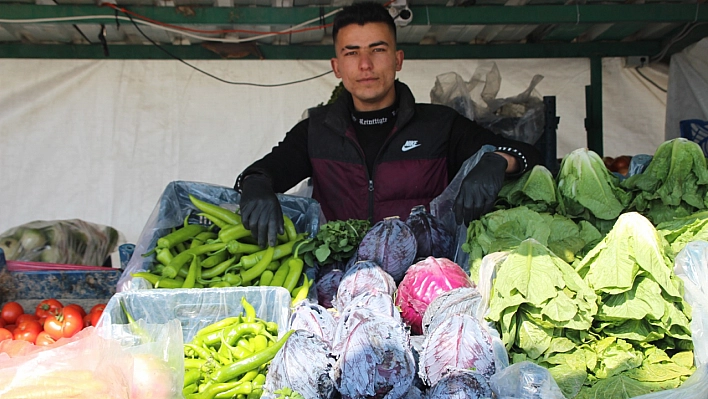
[{"xmin": 324, "ymin": 80, "xmax": 416, "ymax": 134}]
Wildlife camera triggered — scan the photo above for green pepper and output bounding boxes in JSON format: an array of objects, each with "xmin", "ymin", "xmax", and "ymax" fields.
[
  {"xmin": 182, "ymin": 255, "xmax": 200, "ymax": 288},
  {"xmin": 162, "ymin": 242, "xmax": 227, "ymax": 279},
  {"xmin": 184, "ymin": 368, "xmax": 202, "ymax": 387},
  {"xmin": 226, "ymin": 240, "xmax": 262, "ymax": 255},
  {"xmin": 249, "ymin": 334, "xmax": 268, "ymax": 353},
  {"xmin": 202, "ymin": 250, "xmax": 229, "ymax": 268},
  {"xmin": 269, "ymin": 262, "xmax": 290, "ymax": 287},
  {"xmin": 183, "ymin": 383, "xmax": 198, "ymax": 396},
  {"xmin": 197, "ymin": 213, "xmax": 229, "ymax": 229},
  {"xmin": 283, "ymin": 258, "xmax": 304, "ymax": 293},
  {"xmin": 239, "ymin": 238, "xmax": 303, "ymax": 269},
  {"xmin": 210, "ymin": 330, "xmax": 294, "ymax": 383},
  {"xmin": 241, "ymin": 297, "xmax": 257, "ymax": 323},
  {"xmin": 218, "ymin": 224, "xmax": 251, "ymax": 243},
  {"xmin": 195, "ymin": 317, "xmax": 241, "ymax": 338},
  {"xmin": 258, "ymin": 270, "xmax": 274, "ymax": 286},
  {"xmin": 157, "ymin": 224, "xmax": 207, "ymax": 249},
  {"xmin": 237, "ymin": 337, "xmax": 255, "ymax": 353},
  {"xmin": 131, "ymin": 272, "xmax": 184, "ymax": 289},
  {"xmin": 283, "ymin": 215, "xmax": 298, "ymax": 242},
  {"xmin": 184, "ymin": 358, "xmax": 207, "ymax": 369},
  {"xmin": 155, "ymin": 247, "xmax": 174, "ymax": 266},
  {"xmin": 189, "ymin": 194, "xmax": 243, "ymax": 226},
  {"xmin": 187, "ymin": 381, "xmax": 252, "ymax": 399},
  {"xmin": 224, "ymin": 322, "xmax": 264, "ymax": 347},
  {"xmin": 201, "ymin": 256, "xmax": 238, "ymax": 279},
  {"xmin": 209, "ymin": 281, "xmax": 231, "ymax": 288},
  {"xmin": 223, "ymin": 273, "xmax": 242, "ymax": 286},
  {"xmin": 195, "ymin": 231, "xmax": 218, "ymax": 241},
  {"xmin": 240, "ymin": 246, "xmax": 274, "ymax": 284}
]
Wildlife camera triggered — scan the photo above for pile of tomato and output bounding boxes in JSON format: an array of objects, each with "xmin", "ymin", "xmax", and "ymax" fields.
[{"xmin": 0, "ymin": 299, "xmax": 106, "ymax": 346}]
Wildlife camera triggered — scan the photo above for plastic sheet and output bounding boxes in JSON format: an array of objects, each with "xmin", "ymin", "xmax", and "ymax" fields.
[
  {"xmin": 429, "ymin": 145, "xmax": 497, "ymax": 270},
  {"xmin": 490, "ymin": 361, "xmax": 566, "ymax": 399},
  {"xmin": 116, "ymin": 180, "xmax": 323, "ymax": 292}
]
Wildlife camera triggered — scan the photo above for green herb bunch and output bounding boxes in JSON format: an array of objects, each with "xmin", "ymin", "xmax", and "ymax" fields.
[{"xmin": 297, "ymin": 219, "xmax": 371, "ymax": 268}]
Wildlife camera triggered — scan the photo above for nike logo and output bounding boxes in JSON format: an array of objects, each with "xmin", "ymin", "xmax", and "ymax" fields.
[{"xmin": 401, "ymin": 140, "xmax": 421, "ymax": 152}]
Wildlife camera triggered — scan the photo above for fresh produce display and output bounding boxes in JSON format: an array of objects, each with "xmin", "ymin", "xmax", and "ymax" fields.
[
  {"xmin": 354, "ymin": 216, "xmax": 418, "ymax": 283},
  {"xmin": 181, "ymin": 296, "xmax": 292, "ymax": 399},
  {"xmin": 288, "ymin": 301, "xmax": 337, "ymax": 348},
  {"xmin": 497, "ymin": 164, "xmax": 559, "ymax": 213},
  {"xmin": 423, "ymin": 366, "xmax": 494, "ymax": 399},
  {"xmin": 0, "ymin": 219, "xmax": 120, "ymax": 266},
  {"xmin": 0, "ymin": 299, "xmax": 106, "ymax": 347},
  {"xmin": 486, "ymin": 213, "xmax": 696, "ymax": 399},
  {"xmin": 394, "ymin": 257, "xmax": 473, "ymax": 334},
  {"xmin": 132, "ymin": 195, "xmax": 311, "ymax": 300},
  {"xmin": 333, "ymin": 260, "xmax": 396, "ymax": 311},
  {"xmin": 0, "ymin": 369, "xmax": 119, "ymax": 399},
  {"xmin": 421, "ymin": 286, "xmax": 482, "ymax": 335},
  {"xmin": 404, "ymin": 205, "xmax": 455, "ymax": 260}
]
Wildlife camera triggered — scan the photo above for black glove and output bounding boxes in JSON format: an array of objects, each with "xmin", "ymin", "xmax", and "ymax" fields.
[
  {"xmin": 454, "ymin": 152, "xmax": 508, "ymax": 225},
  {"xmin": 239, "ymin": 174, "xmax": 283, "ymax": 248}
]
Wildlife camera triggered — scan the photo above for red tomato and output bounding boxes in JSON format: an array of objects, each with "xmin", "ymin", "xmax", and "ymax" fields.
[
  {"xmin": 1, "ymin": 302, "xmax": 24, "ymax": 324},
  {"xmin": 15, "ymin": 313, "xmax": 39, "ymax": 325},
  {"xmin": 35, "ymin": 331, "xmax": 57, "ymax": 346},
  {"xmin": 89, "ymin": 304, "xmax": 106, "ymax": 314},
  {"xmin": 89, "ymin": 309, "xmax": 104, "ymax": 327},
  {"xmin": 4, "ymin": 324, "xmax": 16, "ymax": 334},
  {"xmin": 83, "ymin": 313, "xmax": 92, "ymax": 328},
  {"xmin": 13, "ymin": 320, "xmax": 42, "ymax": 343},
  {"xmin": 65, "ymin": 304, "xmax": 87, "ymax": 319},
  {"xmin": 0, "ymin": 327, "xmax": 12, "ymax": 341},
  {"xmin": 0, "ymin": 317, "xmax": 5, "ymax": 328},
  {"xmin": 35, "ymin": 299, "xmax": 63, "ymax": 319},
  {"xmin": 43, "ymin": 307, "xmax": 84, "ymax": 340}
]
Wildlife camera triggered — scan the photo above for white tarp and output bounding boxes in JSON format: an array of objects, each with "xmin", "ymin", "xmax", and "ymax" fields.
[
  {"xmin": 665, "ymin": 37, "xmax": 708, "ymax": 140},
  {"xmin": 0, "ymin": 57, "xmax": 668, "ymax": 243}
]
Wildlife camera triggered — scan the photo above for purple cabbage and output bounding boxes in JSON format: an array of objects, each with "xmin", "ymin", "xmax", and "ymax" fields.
[
  {"xmin": 341, "ymin": 291, "xmax": 401, "ymax": 322},
  {"xmin": 394, "ymin": 257, "xmax": 473, "ymax": 335},
  {"xmin": 316, "ymin": 268, "xmax": 344, "ymax": 309},
  {"xmin": 419, "ymin": 314, "xmax": 496, "ymax": 387},
  {"xmin": 331, "ymin": 309, "xmax": 415, "ymax": 399},
  {"xmin": 356, "ymin": 217, "xmax": 417, "ymax": 283},
  {"xmin": 334, "ymin": 260, "xmax": 396, "ymax": 311},
  {"xmin": 424, "ymin": 369, "xmax": 493, "ymax": 399},
  {"xmin": 421, "ymin": 286, "xmax": 482, "ymax": 335},
  {"xmin": 289, "ymin": 301, "xmax": 338, "ymax": 348},
  {"xmin": 405, "ymin": 205, "xmax": 455, "ymax": 259},
  {"xmin": 261, "ymin": 330, "xmax": 337, "ymax": 399}
]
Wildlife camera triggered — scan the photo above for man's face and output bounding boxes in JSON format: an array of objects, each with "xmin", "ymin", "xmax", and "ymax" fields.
[{"xmin": 331, "ymin": 22, "xmax": 404, "ymax": 112}]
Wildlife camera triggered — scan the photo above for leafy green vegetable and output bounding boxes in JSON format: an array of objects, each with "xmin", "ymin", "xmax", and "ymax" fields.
[
  {"xmin": 497, "ymin": 165, "xmax": 558, "ymax": 212},
  {"xmin": 556, "ymin": 148, "xmax": 631, "ymax": 222},
  {"xmin": 657, "ymin": 210, "xmax": 708, "ymax": 256},
  {"xmin": 296, "ymin": 219, "xmax": 371, "ymax": 268},
  {"xmin": 462, "ymin": 206, "xmax": 602, "ymax": 282},
  {"xmin": 487, "ymin": 212, "xmax": 696, "ymax": 399},
  {"xmin": 621, "ymin": 138, "xmax": 708, "ymax": 224}
]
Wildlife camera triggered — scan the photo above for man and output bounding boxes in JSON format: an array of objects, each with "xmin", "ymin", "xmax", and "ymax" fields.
[{"xmin": 236, "ymin": 1, "xmax": 542, "ymax": 247}]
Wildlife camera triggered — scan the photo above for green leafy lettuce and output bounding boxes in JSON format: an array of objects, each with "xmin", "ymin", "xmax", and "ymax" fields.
[
  {"xmin": 556, "ymin": 148, "xmax": 632, "ymax": 226},
  {"xmin": 487, "ymin": 213, "xmax": 695, "ymax": 399},
  {"xmin": 621, "ymin": 138, "xmax": 708, "ymax": 224},
  {"xmin": 462, "ymin": 206, "xmax": 602, "ymax": 283},
  {"xmin": 497, "ymin": 165, "xmax": 558, "ymax": 213},
  {"xmin": 656, "ymin": 210, "xmax": 708, "ymax": 256}
]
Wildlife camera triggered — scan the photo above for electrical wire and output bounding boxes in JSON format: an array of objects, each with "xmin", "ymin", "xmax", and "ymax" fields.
[
  {"xmin": 103, "ymin": 3, "xmax": 336, "ymax": 36},
  {"xmin": 127, "ymin": 14, "xmax": 333, "ymax": 87},
  {"xmin": 634, "ymin": 66, "xmax": 667, "ymax": 93},
  {"xmin": 0, "ymin": 7, "xmax": 342, "ymax": 44},
  {"xmin": 651, "ymin": 22, "xmax": 707, "ymax": 62}
]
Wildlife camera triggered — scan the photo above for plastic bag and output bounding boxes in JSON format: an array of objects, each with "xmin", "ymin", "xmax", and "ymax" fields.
[
  {"xmin": 430, "ymin": 63, "xmax": 545, "ymax": 145},
  {"xmin": 489, "ymin": 361, "xmax": 566, "ymax": 399},
  {"xmin": 476, "ymin": 239, "xmax": 708, "ymax": 399},
  {"xmin": 116, "ymin": 180, "xmax": 323, "ymax": 291},
  {"xmin": 429, "ymin": 145, "xmax": 496, "ymax": 269},
  {"xmin": 0, "ymin": 323, "xmax": 181, "ymax": 399},
  {"xmin": 0, "ymin": 219, "xmax": 124, "ymax": 266}
]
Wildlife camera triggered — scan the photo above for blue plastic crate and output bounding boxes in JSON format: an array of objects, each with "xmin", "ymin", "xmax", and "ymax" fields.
[
  {"xmin": 0, "ymin": 248, "xmax": 122, "ymax": 310},
  {"xmin": 680, "ymin": 119, "xmax": 708, "ymax": 157}
]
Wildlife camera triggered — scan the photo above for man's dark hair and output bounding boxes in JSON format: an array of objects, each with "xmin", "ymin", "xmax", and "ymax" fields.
[{"xmin": 332, "ymin": 2, "xmax": 397, "ymax": 44}]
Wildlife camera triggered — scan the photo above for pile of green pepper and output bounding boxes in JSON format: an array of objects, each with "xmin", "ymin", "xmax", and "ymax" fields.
[
  {"xmin": 182, "ymin": 296, "xmax": 293, "ymax": 399},
  {"xmin": 131, "ymin": 194, "xmax": 310, "ymax": 295}
]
